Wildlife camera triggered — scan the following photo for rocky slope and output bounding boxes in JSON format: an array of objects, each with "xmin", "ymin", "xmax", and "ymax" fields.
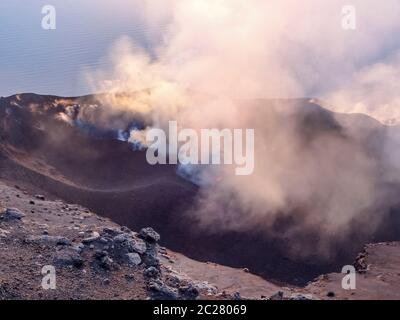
[
  {"xmin": 0, "ymin": 180, "xmax": 287, "ymax": 300},
  {"xmin": 0, "ymin": 181, "xmax": 192, "ymax": 299}
]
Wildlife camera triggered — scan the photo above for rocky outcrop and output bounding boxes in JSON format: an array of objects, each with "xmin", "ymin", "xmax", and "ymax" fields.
[
  {"xmin": 76, "ymin": 227, "xmax": 161, "ymax": 272},
  {"xmin": 0, "ymin": 182, "xmax": 220, "ymax": 300}
]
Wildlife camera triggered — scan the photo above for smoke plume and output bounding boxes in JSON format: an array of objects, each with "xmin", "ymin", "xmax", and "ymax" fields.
[{"xmin": 86, "ymin": 0, "xmax": 400, "ymax": 258}]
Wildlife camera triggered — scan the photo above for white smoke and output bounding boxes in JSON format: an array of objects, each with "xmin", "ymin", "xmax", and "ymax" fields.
[
  {"xmin": 325, "ymin": 50, "xmax": 400, "ymax": 125},
  {"xmin": 86, "ymin": 0, "xmax": 400, "ymax": 257}
]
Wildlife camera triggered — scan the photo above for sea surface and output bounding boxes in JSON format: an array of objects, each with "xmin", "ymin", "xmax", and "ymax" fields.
[{"xmin": 0, "ymin": 0, "xmax": 165, "ymax": 97}]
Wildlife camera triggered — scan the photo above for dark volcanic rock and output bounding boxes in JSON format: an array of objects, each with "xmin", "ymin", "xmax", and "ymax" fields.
[
  {"xmin": 148, "ymin": 281, "xmax": 178, "ymax": 300},
  {"xmin": 79, "ymin": 227, "xmax": 161, "ymax": 272},
  {"xmin": 128, "ymin": 238, "xmax": 147, "ymax": 255},
  {"xmin": 178, "ymin": 284, "xmax": 199, "ymax": 300},
  {"xmin": 141, "ymin": 252, "xmax": 160, "ymax": 267},
  {"xmin": 290, "ymin": 293, "xmax": 315, "ymax": 300},
  {"xmin": 144, "ymin": 266, "xmax": 160, "ymax": 279},
  {"xmin": 126, "ymin": 253, "xmax": 142, "ymax": 266},
  {"xmin": 102, "ymin": 227, "xmax": 123, "ymax": 237},
  {"xmin": 269, "ymin": 291, "xmax": 284, "ymax": 300},
  {"xmin": 1, "ymin": 208, "xmax": 25, "ymax": 221},
  {"xmin": 139, "ymin": 227, "xmax": 160, "ymax": 243},
  {"xmin": 354, "ymin": 251, "xmax": 368, "ymax": 273},
  {"xmin": 93, "ymin": 250, "xmax": 114, "ymax": 270},
  {"xmin": 25, "ymin": 235, "xmax": 71, "ymax": 246},
  {"xmin": 54, "ymin": 248, "xmax": 84, "ymax": 268}
]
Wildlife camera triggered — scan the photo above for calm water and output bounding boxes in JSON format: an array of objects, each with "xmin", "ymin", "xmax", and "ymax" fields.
[{"xmin": 0, "ymin": 0, "xmax": 166, "ymax": 97}]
